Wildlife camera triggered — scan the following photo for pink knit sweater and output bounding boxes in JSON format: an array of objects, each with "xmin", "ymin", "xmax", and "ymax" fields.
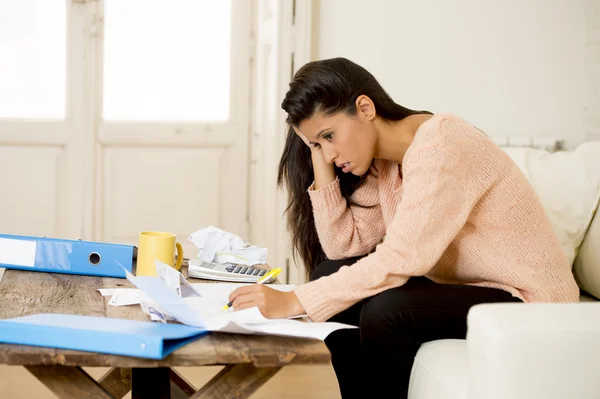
[{"xmin": 293, "ymin": 114, "xmax": 580, "ymax": 322}]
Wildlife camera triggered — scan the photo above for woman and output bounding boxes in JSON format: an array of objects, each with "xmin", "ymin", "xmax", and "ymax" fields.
[{"xmin": 228, "ymin": 57, "xmax": 579, "ymax": 398}]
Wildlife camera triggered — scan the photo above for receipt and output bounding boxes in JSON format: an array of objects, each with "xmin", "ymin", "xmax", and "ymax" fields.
[
  {"xmin": 154, "ymin": 260, "xmax": 201, "ymax": 298},
  {"xmin": 108, "ymin": 289, "xmax": 149, "ymax": 307}
]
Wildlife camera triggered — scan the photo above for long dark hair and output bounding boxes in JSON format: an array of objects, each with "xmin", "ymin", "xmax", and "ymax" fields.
[{"xmin": 277, "ymin": 57, "xmax": 431, "ymax": 279}]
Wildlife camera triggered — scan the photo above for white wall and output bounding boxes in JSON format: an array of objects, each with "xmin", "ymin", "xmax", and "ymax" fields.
[
  {"xmin": 314, "ymin": 0, "xmax": 599, "ymax": 146},
  {"xmin": 585, "ymin": 0, "xmax": 600, "ymax": 142}
]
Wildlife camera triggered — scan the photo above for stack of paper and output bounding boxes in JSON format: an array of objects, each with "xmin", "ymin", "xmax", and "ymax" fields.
[
  {"xmin": 100, "ymin": 283, "xmax": 299, "ymax": 320},
  {"xmin": 106, "ymin": 261, "xmax": 356, "ymax": 341}
]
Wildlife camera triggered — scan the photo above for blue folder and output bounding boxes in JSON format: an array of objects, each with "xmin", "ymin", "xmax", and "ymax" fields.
[
  {"xmin": 0, "ymin": 314, "xmax": 208, "ymax": 359},
  {"xmin": 0, "ymin": 233, "xmax": 135, "ymax": 278}
]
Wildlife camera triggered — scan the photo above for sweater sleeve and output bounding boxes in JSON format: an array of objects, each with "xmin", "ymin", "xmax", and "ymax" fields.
[
  {"xmin": 307, "ymin": 172, "xmax": 386, "ymax": 260},
  {"xmin": 295, "ymin": 142, "xmax": 488, "ymax": 322}
]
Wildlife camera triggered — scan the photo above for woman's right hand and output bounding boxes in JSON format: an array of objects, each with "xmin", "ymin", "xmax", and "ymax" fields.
[
  {"xmin": 294, "ymin": 129, "xmax": 336, "ymax": 189},
  {"xmin": 295, "ymin": 130, "xmax": 317, "ymax": 152}
]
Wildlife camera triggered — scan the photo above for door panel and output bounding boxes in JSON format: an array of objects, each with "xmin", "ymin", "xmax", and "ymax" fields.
[
  {"xmin": 0, "ymin": 0, "xmax": 67, "ymax": 119},
  {"xmin": 0, "ymin": 1, "xmax": 85, "ymax": 240},
  {"xmin": 101, "ymin": 147, "xmax": 224, "ymax": 257},
  {"xmin": 95, "ymin": 0, "xmax": 252, "ymax": 254},
  {"xmin": 102, "ymin": 0, "xmax": 233, "ymax": 122},
  {"xmin": 0, "ymin": 146, "xmax": 63, "ymax": 236}
]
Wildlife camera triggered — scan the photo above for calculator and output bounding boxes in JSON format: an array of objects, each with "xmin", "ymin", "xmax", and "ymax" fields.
[{"xmin": 187, "ymin": 259, "xmax": 272, "ymax": 283}]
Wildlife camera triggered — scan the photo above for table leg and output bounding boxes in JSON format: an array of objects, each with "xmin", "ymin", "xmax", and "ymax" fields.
[
  {"xmin": 191, "ymin": 364, "xmax": 282, "ymax": 399},
  {"xmin": 98, "ymin": 367, "xmax": 196, "ymax": 399},
  {"xmin": 99, "ymin": 367, "xmax": 132, "ymax": 399},
  {"xmin": 132, "ymin": 367, "xmax": 171, "ymax": 399},
  {"xmin": 25, "ymin": 365, "xmax": 114, "ymax": 399},
  {"xmin": 170, "ymin": 369, "xmax": 196, "ymax": 398},
  {"xmin": 24, "ymin": 364, "xmax": 280, "ymax": 399}
]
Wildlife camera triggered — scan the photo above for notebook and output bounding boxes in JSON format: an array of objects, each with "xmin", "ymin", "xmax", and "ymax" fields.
[{"xmin": 0, "ymin": 313, "xmax": 208, "ymax": 359}]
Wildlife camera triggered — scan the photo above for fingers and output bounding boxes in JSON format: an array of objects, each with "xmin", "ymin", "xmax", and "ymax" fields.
[
  {"xmin": 231, "ymin": 292, "xmax": 260, "ymax": 310},
  {"xmin": 229, "ymin": 285, "xmax": 267, "ymax": 308},
  {"xmin": 298, "ymin": 134, "xmax": 311, "ymax": 147},
  {"xmin": 292, "ymin": 126, "xmax": 311, "ymax": 147},
  {"xmin": 228, "ymin": 285, "xmax": 258, "ymax": 303},
  {"xmin": 233, "ymin": 301, "xmax": 258, "ymax": 312}
]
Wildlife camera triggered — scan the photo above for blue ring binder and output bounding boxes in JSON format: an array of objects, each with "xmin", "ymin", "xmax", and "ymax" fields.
[{"xmin": 0, "ymin": 234, "xmax": 136, "ymax": 278}]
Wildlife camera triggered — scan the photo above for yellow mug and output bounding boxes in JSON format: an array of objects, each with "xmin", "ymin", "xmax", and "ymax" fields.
[{"xmin": 136, "ymin": 231, "xmax": 183, "ymax": 276}]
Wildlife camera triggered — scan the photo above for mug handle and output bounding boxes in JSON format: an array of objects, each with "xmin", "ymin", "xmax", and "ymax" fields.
[{"xmin": 174, "ymin": 242, "xmax": 184, "ymax": 271}]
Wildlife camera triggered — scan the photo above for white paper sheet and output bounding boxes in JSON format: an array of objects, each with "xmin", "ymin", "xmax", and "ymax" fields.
[
  {"xmin": 99, "ymin": 288, "xmax": 123, "ymax": 297},
  {"xmin": 184, "ymin": 283, "xmax": 300, "ymax": 319},
  {"xmin": 108, "ymin": 289, "xmax": 150, "ymax": 307},
  {"xmin": 100, "ymin": 283, "xmax": 297, "ymax": 313},
  {"xmin": 123, "ymin": 270, "xmax": 356, "ymax": 340},
  {"xmin": 154, "ymin": 260, "xmax": 201, "ymax": 298},
  {"xmin": 99, "ymin": 287, "xmax": 156, "ymax": 307},
  {"xmin": 188, "ymin": 226, "xmax": 267, "ymax": 266}
]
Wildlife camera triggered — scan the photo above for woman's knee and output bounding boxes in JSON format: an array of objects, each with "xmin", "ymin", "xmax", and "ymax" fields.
[
  {"xmin": 359, "ymin": 278, "xmax": 434, "ymax": 330},
  {"xmin": 357, "ymin": 282, "xmax": 433, "ymax": 345},
  {"xmin": 359, "ymin": 288, "xmax": 409, "ymax": 334}
]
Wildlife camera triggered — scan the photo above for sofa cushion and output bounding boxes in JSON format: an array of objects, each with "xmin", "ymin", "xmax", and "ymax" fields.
[
  {"xmin": 501, "ymin": 142, "xmax": 600, "ymax": 266},
  {"xmin": 466, "ymin": 302, "xmax": 600, "ymax": 399},
  {"xmin": 408, "ymin": 339, "xmax": 467, "ymax": 399}
]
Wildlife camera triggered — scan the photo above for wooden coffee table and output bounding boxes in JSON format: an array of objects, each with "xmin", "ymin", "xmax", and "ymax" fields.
[{"xmin": 0, "ymin": 266, "xmax": 330, "ymax": 399}]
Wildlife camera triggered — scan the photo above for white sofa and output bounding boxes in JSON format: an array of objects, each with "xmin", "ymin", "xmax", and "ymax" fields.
[{"xmin": 408, "ymin": 142, "xmax": 600, "ymax": 399}]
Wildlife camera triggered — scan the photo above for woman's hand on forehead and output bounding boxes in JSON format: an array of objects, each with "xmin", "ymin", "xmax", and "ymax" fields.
[{"xmin": 293, "ymin": 127, "xmax": 314, "ymax": 148}]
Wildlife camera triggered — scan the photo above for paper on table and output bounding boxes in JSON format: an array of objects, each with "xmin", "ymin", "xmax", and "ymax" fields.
[
  {"xmin": 99, "ymin": 287, "xmax": 169, "ymax": 318},
  {"xmin": 185, "ymin": 283, "xmax": 304, "ymax": 319},
  {"xmin": 210, "ymin": 308, "xmax": 354, "ymax": 341},
  {"xmin": 99, "ymin": 288, "xmax": 124, "ymax": 297},
  {"xmin": 125, "ymin": 270, "xmax": 207, "ymax": 327},
  {"xmin": 124, "ymin": 270, "xmax": 356, "ymax": 340},
  {"xmin": 154, "ymin": 260, "xmax": 201, "ymax": 298},
  {"xmin": 100, "ymin": 261, "xmax": 202, "ymax": 307},
  {"xmin": 191, "ymin": 282, "xmax": 295, "ymax": 298},
  {"xmin": 108, "ymin": 289, "xmax": 151, "ymax": 307},
  {"xmin": 101, "ymin": 283, "xmax": 302, "ymax": 318},
  {"xmin": 188, "ymin": 226, "xmax": 267, "ymax": 266}
]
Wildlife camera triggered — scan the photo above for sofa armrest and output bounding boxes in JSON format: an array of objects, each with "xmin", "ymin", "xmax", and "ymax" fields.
[
  {"xmin": 574, "ymin": 206, "xmax": 600, "ymax": 299},
  {"xmin": 466, "ymin": 302, "xmax": 600, "ymax": 399}
]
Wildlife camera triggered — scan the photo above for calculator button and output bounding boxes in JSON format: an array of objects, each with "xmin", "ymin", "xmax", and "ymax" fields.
[
  {"xmin": 240, "ymin": 267, "xmax": 248, "ymax": 274},
  {"xmin": 233, "ymin": 266, "xmax": 243, "ymax": 273},
  {"xmin": 251, "ymin": 268, "xmax": 260, "ymax": 275},
  {"xmin": 258, "ymin": 270, "xmax": 266, "ymax": 276},
  {"xmin": 245, "ymin": 268, "xmax": 254, "ymax": 275}
]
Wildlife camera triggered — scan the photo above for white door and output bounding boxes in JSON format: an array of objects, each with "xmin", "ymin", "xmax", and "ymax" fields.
[
  {"xmin": 94, "ymin": 0, "xmax": 252, "ymax": 258},
  {"xmin": 0, "ymin": 0, "xmax": 88, "ymax": 239},
  {"xmin": 0, "ymin": 0, "xmax": 253, "ymax": 261}
]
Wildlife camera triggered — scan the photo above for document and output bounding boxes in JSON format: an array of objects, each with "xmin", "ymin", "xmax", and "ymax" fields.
[
  {"xmin": 154, "ymin": 261, "xmax": 201, "ymax": 298},
  {"xmin": 102, "ymin": 284, "xmax": 303, "ymax": 318},
  {"xmin": 108, "ymin": 289, "xmax": 150, "ymax": 307},
  {"xmin": 113, "ymin": 261, "xmax": 356, "ymax": 340}
]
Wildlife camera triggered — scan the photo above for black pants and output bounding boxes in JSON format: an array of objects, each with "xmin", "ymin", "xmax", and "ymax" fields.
[{"xmin": 314, "ymin": 256, "xmax": 522, "ymax": 399}]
